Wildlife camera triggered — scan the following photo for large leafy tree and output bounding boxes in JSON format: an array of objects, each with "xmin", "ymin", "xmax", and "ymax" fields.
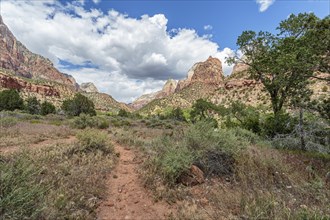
[
  {"xmin": 62, "ymin": 93, "xmax": 96, "ymax": 116},
  {"xmin": 228, "ymin": 13, "xmax": 329, "ymax": 117},
  {"xmin": 0, "ymin": 89, "xmax": 24, "ymax": 111}
]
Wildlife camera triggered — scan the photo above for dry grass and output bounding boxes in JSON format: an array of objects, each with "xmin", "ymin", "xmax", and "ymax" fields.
[
  {"xmin": 0, "ymin": 122, "xmax": 74, "ymax": 149},
  {"xmin": 1, "ymin": 127, "xmax": 115, "ymax": 219}
]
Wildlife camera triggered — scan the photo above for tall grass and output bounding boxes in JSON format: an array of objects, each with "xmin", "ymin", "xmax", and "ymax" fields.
[{"xmin": 0, "ymin": 129, "xmax": 114, "ymax": 219}]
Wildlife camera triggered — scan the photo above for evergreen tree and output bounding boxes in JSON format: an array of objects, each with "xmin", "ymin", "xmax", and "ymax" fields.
[
  {"xmin": 0, "ymin": 89, "xmax": 24, "ymax": 111},
  {"xmin": 40, "ymin": 101, "xmax": 56, "ymax": 115},
  {"xmin": 26, "ymin": 97, "xmax": 41, "ymax": 115},
  {"xmin": 62, "ymin": 93, "xmax": 96, "ymax": 116}
]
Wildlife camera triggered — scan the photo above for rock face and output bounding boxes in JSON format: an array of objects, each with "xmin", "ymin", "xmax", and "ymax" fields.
[
  {"xmin": 80, "ymin": 82, "xmax": 99, "ymax": 93},
  {"xmin": 228, "ymin": 62, "xmax": 250, "ymax": 79},
  {"xmin": 161, "ymin": 79, "xmax": 178, "ymax": 96},
  {"xmin": 0, "ymin": 72, "xmax": 60, "ymax": 97},
  {"xmin": 176, "ymin": 56, "xmax": 224, "ymax": 92},
  {"xmin": 130, "ymin": 79, "xmax": 178, "ymax": 110},
  {"xmin": 0, "ymin": 15, "xmax": 77, "ymax": 88}
]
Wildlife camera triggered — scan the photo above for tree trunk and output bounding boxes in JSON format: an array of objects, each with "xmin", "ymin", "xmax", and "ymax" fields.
[{"xmin": 299, "ymin": 106, "xmax": 306, "ymax": 151}]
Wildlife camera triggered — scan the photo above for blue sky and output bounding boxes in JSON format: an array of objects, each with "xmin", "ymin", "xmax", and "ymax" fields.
[
  {"xmin": 79, "ymin": 0, "xmax": 330, "ymax": 49},
  {"xmin": 1, "ymin": 0, "xmax": 329, "ymax": 102}
]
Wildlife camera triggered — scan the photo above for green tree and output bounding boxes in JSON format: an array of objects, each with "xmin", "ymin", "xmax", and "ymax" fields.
[
  {"xmin": 190, "ymin": 99, "xmax": 216, "ymax": 121},
  {"xmin": 0, "ymin": 89, "xmax": 24, "ymax": 111},
  {"xmin": 26, "ymin": 97, "xmax": 41, "ymax": 115},
  {"xmin": 118, "ymin": 109, "xmax": 129, "ymax": 117},
  {"xmin": 169, "ymin": 107, "xmax": 186, "ymax": 121},
  {"xmin": 40, "ymin": 101, "xmax": 56, "ymax": 115},
  {"xmin": 228, "ymin": 13, "xmax": 329, "ymax": 117},
  {"xmin": 62, "ymin": 93, "xmax": 96, "ymax": 116}
]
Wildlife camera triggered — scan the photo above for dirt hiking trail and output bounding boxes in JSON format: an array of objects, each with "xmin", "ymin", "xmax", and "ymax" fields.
[{"xmin": 97, "ymin": 143, "xmax": 175, "ymax": 220}]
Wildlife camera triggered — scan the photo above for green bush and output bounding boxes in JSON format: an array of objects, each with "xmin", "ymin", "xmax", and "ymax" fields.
[
  {"xmin": 160, "ymin": 145, "xmax": 194, "ymax": 185},
  {"xmin": 261, "ymin": 112, "xmax": 297, "ymax": 138},
  {"xmin": 224, "ymin": 101, "xmax": 261, "ymax": 134},
  {"xmin": 110, "ymin": 118, "xmax": 131, "ymax": 127},
  {"xmin": 72, "ymin": 114, "xmax": 109, "ymax": 129},
  {"xmin": 40, "ymin": 101, "xmax": 56, "ymax": 115},
  {"xmin": 62, "ymin": 93, "xmax": 96, "ymax": 116},
  {"xmin": 26, "ymin": 97, "xmax": 41, "ymax": 115},
  {"xmin": 0, "ymin": 89, "xmax": 24, "ymax": 111},
  {"xmin": 118, "ymin": 109, "xmax": 130, "ymax": 117},
  {"xmin": 73, "ymin": 129, "xmax": 113, "ymax": 154}
]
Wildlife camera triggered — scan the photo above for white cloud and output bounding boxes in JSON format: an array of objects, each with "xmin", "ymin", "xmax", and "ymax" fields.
[
  {"xmin": 203, "ymin": 25, "xmax": 213, "ymax": 31},
  {"xmin": 214, "ymin": 47, "xmax": 235, "ymax": 76},
  {"xmin": 256, "ymin": 0, "xmax": 275, "ymax": 12},
  {"xmin": 92, "ymin": 0, "xmax": 101, "ymax": 4},
  {"xmin": 1, "ymin": 0, "xmax": 235, "ymax": 102}
]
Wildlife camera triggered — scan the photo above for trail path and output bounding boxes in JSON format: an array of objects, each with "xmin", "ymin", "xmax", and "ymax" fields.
[{"xmin": 97, "ymin": 143, "xmax": 175, "ymax": 220}]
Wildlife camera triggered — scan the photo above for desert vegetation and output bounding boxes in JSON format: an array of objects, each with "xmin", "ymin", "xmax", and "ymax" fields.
[{"xmin": 1, "ymin": 12, "xmax": 329, "ymax": 219}]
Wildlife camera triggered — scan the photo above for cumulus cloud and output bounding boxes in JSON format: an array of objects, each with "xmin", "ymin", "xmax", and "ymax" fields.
[
  {"xmin": 1, "ymin": 0, "xmax": 235, "ymax": 102},
  {"xmin": 204, "ymin": 24, "xmax": 213, "ymax": 31},
  {"xmin": 92, "ymin": 0, "xmax": 101, "ymax": 4},
  {"xmin": 256, "ymin": 0, "xmax": 275, "ymax": 12}
]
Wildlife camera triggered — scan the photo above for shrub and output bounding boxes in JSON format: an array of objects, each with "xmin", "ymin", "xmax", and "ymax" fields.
[
  {"xmin": 118, "ymin": 109, "xmax": 130, "ymax": 117},
  {"xmin": 160, "ymin": 145, "xmax": 194, "ymax": 185},
  {"xmin": 40, "ymin": 101, "xmax": 56, "ymax": 115},
  {"xmin": 110, "ymin": 118, "xmax": 131, "ymax": 127},
  {"xmin": 73, "ymin": 129, "xmax": 113, "ymax": 154},
  {"xmin": 0, "ymin": 89, "xmax": 24, "ymax": 111},
  {"xmin": 321, "ymin": 86, "xmax": 328, "ymax": 92},
  {"xmin": 26, "ymin": 97, "xmax": 41, "ymax": 115},
  {"xmin": 194, "ymin": 150, "xmax": 235, "ymax": 177},
  {"xmin": 169, "ymin": 107, "xmax": 186, "ymax": 121},
  {"xmin": 0, "ymin": 117, "xmax": 18, "ymax": 128},
  {"xmin": 62, "ymin": 93, "xmax": 96, "ymax": 116},
  {"xmin": 0, "ymin": 153, "xmax": 45, "ymax": 219},
  {"xmin": 261, "ymin": 112, "xmax": 297, "ymax": 138},
  {"xmin": 72, "ymin": 114, "xmax": 109, "ymax": 129}
]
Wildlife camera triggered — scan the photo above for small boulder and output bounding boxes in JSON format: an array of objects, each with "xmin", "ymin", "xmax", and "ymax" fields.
[{"xmin": 179, "ymin": 165, "xmax": 205, "ymax": 186}]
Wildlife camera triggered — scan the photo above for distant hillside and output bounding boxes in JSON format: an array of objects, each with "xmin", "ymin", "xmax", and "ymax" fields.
[{"xmin": 82, "ymin": 92, "xmax": 131, "ymax": 112}]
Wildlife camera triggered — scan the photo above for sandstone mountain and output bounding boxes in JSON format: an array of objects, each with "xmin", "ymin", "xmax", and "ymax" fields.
[
  {"xmin": 132, "ymin": 56, "xmax": 224, "ymax": 110},
  {"xmin": 176, "ymin": 56, "xmax": 224, "ymax": 92},
  {"xmin": 130, "ymin": 79, "xmax": 178, "ymax": 110},
  {"xmin": 0, "ymin": 15, "xmax": 77, "ymax": 88},
  {"xmin": 138, "ymin": 57, "xmax": 225, "ymax": 114},
  {"xmin": 138, "ymin": 58, "xmax": 329, "ymax": 115},
  {"xmin": 80, "ymin": 82, "xmax": 99, "ymax": 93},
  {"xmin": 0, "ymin": 15, "xmax": 130, "ymax": 112}
]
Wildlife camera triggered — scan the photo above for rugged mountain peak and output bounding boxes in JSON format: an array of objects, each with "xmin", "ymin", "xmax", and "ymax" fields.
[
  {"xmin": 176, "ymin": 56, "xmax": 224, "ymax": 91},
  {"xmin": 130, "ymin": 79, "xmax": 178, "ymax": 110},
  {"xmin": 80, "ymin": 82, "xmax": 99, "ymax": 93},
  {"xmin": 0, "ymin": 15, "xmax": 77, "ymax": 88},
  {"xmin": 162, "ymin": 79, "xmax": 178, "ymax": 95}
]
